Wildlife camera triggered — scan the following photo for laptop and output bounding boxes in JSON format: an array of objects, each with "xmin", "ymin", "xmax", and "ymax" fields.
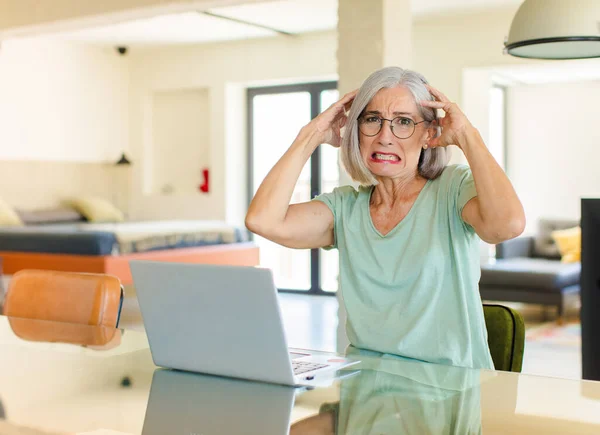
[
  {"xmin": 129, "ymin": 261, "xmax": 359, "ymax": 386},
  {"xmin": 142, "ymin": 368, "xmax": 296, "ymax": 435}
]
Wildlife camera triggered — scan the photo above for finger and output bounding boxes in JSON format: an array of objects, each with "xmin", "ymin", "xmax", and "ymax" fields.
[
  {"xmin": 425, "ymin": 84, "xmax": 450, "ymax": 103},
  {"xmin": 323, "ymin": 90, "xmax": 357, "ymax": 118},
  {"xmin": 319, "ymin": 90, "xmax": 357, "ymax": 129},
  {"xmin": 419, "ymin": 100, "xmax": 453, "ymax": 112},
  {"xmin": 428, "ymin": 137, "xmax": 445, "ymax": 148},
  {"xmin": 342, "ymin": 90, "xmax": 358, "ymax": 110},
  {"xmin": 332, "ymin": 108, "xmax": 347, "ymax": 124},
  {"xmin": 342, "ymin": 89, "xmax": 359, "ymax": 100},
  {"xmin": 325, "ymin": 104, "xmax": 346, "ymax": 126},
  {"xmin": 340, "ymin": 115, "xmax": 348, "ymax": 129},
  {"xmin": 337, "ymin": 89, "xmax": 358, "ymax": 106},
  {"xmin": 331, "ymin": 131, "xmax": 342, "ymax": 148},
  {"xmin": 327, "ymin": 90, "xmax": 357, "ymax": 116}
]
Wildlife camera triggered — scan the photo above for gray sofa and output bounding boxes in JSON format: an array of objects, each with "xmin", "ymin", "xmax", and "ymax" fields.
[{"xmin": 479, "ymin": 219, "xmax": 580, "ymax": 321}]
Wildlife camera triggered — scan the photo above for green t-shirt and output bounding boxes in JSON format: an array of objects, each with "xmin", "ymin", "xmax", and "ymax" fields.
[{"xmin": 314, "ymin": 164, "xmax": 494, "ymax": 369}]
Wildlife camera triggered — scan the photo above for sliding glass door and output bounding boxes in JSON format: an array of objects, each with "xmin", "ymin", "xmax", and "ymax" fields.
[{"xmin": 248, "ymin": 82, "xmax": 339, "ymax": 294}]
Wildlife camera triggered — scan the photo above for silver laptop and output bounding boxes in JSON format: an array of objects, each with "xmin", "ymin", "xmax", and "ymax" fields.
[
  {"xmin": 129, "ymin": 261, "xmax": 358, "ymax": 386},
  {"xmin": 142, "ymin": 368, "xmax": 296, "ymax": 435}
]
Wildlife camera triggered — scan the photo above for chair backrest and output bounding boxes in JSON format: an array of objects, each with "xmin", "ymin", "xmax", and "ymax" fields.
[
  {"xmin": 483, "ymin": 304, "xmax": 525, "ymax": 372},
  {"xmin": 3, "ymin": 270, "xmax": 123, "ymax": 327},
  {"xmin": 8, "ymin": 317, "xmax": 122, "ymax": 348}
]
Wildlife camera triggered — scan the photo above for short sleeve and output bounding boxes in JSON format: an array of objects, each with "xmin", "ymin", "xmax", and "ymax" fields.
[
  {"xmin": 448, "ymin": 165, "xmax": 478, "ymax": 232},
  {"xmin": 456, "ymin": 166, "xmax": 478, "ymax": 214},
  {"xmin": 312, "ymin": 186, "xmax": 356, "ymax": 250}
]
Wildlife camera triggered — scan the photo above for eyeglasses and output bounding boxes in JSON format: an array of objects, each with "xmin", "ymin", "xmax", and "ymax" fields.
[{"xmin": 358, "ymin": 115, "xmax": 427, "ymax": 139}]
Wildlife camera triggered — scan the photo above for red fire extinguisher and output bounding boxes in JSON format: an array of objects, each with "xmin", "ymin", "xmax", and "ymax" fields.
[{"xmin": 199, "ymin": 168, "xmax": 209, "ymax": 193}]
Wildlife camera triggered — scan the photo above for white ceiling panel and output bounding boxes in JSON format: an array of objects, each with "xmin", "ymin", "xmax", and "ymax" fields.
[
  {"xmin": 209, "ymin": 0, "xmax": 523, "ymax": 34},
  {"xmin": 209, "ymin": 0, "xmax": 338, "ymax": 34},
  {"xmin": 412, "ymin": 0, "xmax": 522, "ymax": 17},
  {"xmin": 46, "ymin": 11, "xmax": 275, "ymax": 46},
  {"xmin": 27, "ymin": 0, "xmax": 523, "ymax": 46}
]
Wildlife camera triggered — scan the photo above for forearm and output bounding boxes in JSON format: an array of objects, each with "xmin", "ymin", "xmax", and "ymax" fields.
[
  {"xmin": 245, "ymin": 126, "xmax": 321, "ymax": 234},
  {"xmin": 458, "ymin": 127, "xmax": 525, "ymax": 237}
]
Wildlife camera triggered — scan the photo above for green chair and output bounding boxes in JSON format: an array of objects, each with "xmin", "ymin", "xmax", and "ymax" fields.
[{"xmin": 483, "ymin": 304, "xmax": 525, "ymax": 372}]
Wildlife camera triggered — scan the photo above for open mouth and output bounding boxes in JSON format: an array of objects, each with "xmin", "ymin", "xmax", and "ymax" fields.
[{"xmin": 371, "ymin": 152, "xmax": 401, "ymax": 163}]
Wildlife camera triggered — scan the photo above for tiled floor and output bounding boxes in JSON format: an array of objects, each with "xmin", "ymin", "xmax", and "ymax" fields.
[{"xmin": 119, "ymin": 287, "xmax": 583, "ymax": 380}]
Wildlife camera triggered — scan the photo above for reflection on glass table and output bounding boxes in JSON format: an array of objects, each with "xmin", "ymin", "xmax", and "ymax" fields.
[
  {"xmin": 142, "ymin": 368, "xmax": 296, "ymax": 435},
  {"xmin": 0, "ymin": 316, "xmax": 600, "ymax": 434},
  {"xmin": 0, "ymin": 316, "xmax": 154, "ymax": 434},
  {"xmin": 142, "ymin": 352, "xmax": 485, "ymax": 435},
  {"xmin": 292, "ymin": 348, "xmax": 485, "ymax": 435}
]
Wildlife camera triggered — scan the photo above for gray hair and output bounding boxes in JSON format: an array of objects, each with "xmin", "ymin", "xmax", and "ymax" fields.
[{"xmin": 341, "ymin": 66, "xmax": 450, "ymax": 185}]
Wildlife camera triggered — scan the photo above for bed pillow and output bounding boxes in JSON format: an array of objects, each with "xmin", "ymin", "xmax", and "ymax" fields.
[
  {"xmin": 0, "ymin": 198, "xmax": 24, "ymax": 226},
  {"xmin": 17, "ymin": 207, "xmax": 85, "ymax": 225},
  {"xmin": 69, "ymin": 197, "xmax": 124, "ymax": 223}
]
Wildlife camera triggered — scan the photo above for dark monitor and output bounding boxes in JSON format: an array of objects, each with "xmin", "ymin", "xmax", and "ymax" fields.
[{"xmin": 581, "ymin": 198, "xmax": 600, "ymax": 380}]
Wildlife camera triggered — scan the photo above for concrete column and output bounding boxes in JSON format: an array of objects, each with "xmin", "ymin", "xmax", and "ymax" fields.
[
  {"xmin": 336, "ymin": 0, "xmax": 412, "ymax": 352},
  {"xmin": 338, "ymin": 0, "xmax": 412, "ymax": 94}
]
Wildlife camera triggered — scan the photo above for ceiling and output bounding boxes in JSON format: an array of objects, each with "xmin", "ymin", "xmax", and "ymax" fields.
[{"xmin": 38, "ymin": 0, "xmax": 523, "ymax": 47}]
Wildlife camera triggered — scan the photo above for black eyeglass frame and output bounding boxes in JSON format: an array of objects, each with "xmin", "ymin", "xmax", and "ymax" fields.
[{"xmin": 358, "ymin": 115, "xmax": 428, "ymax": 139}]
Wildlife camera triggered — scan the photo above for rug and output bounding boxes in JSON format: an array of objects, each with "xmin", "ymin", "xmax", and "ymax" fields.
[{"xmin": 525, "ymin": 321, "xmax": 581, "ymax": 347}]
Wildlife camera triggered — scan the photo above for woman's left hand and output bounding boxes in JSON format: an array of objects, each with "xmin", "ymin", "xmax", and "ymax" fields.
[{"xmin": 420, "ymin": 85, "xmax": 474, "ymax": 149}]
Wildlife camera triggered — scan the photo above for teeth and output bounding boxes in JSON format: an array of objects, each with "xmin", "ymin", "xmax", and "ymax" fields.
[{"xmin": 374, "ymin": 153, "xmax": 399, "ymax": 161}]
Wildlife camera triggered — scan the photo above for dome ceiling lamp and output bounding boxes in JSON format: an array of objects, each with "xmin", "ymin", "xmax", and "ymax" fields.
[{"xmin": 505, "ymin": 0, "xmax": 600, "ymax": 60}]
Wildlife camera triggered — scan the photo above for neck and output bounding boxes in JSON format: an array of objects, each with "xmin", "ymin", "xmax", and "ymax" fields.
[{"xmin": 371, "ymin": 171, "xmax": 425, "ymax": 208}]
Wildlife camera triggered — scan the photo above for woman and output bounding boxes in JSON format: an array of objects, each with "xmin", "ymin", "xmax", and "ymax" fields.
[{"xmin": 245, "ymin": 66, "xmax": 525, "ymax": 369}]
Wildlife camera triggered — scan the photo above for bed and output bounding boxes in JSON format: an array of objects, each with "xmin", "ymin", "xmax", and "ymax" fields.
[{"xmin": 0, "ymin": 220, "xmax": 259, "ymax": 285}]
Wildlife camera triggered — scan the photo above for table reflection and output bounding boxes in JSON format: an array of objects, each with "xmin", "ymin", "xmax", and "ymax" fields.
[
  {"xmin": 142, "ymin": 369, "xmax": 297, "ymax": 435},
  {"xmin": 293, "ymin": 348, "xmax": 485, "ymax": 435}
]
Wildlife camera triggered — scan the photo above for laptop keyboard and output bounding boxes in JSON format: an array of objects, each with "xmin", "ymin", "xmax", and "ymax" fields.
[{"xmin": 292, "ymin": 360, "xmax": 329, "ymax": 375}]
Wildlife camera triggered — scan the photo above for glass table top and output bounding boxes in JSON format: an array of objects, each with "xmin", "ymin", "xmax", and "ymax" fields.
[{"xmin": 0, "ymin": 315, "xmax": 599, "ymax": 434}]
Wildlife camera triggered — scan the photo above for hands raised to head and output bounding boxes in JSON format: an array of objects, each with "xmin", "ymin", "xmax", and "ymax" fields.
[
  {"xmin": 420, "ymin": 85, "xmax": 474, "ymax": 149},
  {"xmin": 307, "ymin": 89, "xmax": 358, "ymax": 147}
]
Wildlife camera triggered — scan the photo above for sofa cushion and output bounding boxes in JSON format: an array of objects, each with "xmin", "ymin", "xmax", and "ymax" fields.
[
  {"xmin": 551, "ymin": 226, "xmax": 581, "ymax": 263},
  {"xmin": 533, "ymin": 218, "xmax": 579, "ymax": 259},
  {"xmin": 480, "ymin": 258, "xmax": 580, "ymax": 292}
]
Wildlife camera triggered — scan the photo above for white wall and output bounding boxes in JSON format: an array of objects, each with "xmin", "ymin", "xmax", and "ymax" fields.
[
  {"xmin": 0, "ymin": 38, "xmax": 131, "ymax": 210},
  {"xmin": 150, "ymin": 88, "xmax": 210, "ymax": 196},
  {"xmin": 128, "ymin": 30, "xmax": 337, "ymax": 222},
  {"xmin": 507, "ymin": 81, "xmax": 600, "ymax": 233},
  {"xmin": 0, "ymin": 160, "xmax": 118, "ymax": 210},
  {"xmin": 0, "ymin": 38, "xmax": 130, "ymax": 162}
]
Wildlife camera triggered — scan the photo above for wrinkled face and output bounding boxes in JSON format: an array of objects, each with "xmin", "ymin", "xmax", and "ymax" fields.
[{"xmin": 359, "ymin": 86, "xmax": 433, "ymax": 180}]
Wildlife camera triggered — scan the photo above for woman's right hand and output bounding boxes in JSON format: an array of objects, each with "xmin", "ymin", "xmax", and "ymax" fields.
[{"xmin": 306, "ymin": 89, "xmax": 358, "ymax": 148}]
